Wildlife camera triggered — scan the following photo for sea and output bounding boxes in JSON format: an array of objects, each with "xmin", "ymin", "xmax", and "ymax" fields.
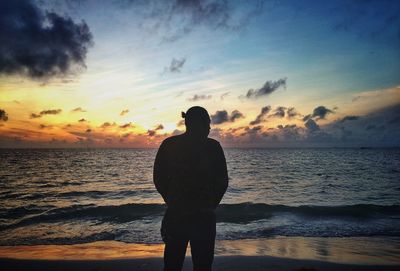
[{"xmin": 0, "ymin": 148, "xmax": 399, "ymax": 246}]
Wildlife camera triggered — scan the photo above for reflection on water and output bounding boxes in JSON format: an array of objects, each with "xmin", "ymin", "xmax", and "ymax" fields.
[
  {"xmin": 216, "ymin": 237, "xmax": 400, "ymax": 265},
  {"xmin": 0, "ymin": 237, "xmax": 398, "ymax": 265}
]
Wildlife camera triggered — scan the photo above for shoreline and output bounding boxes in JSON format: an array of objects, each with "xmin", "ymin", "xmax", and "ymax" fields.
[{"xmin": 0, "ymin": 236, "xmax": 399, "ymax": 268}]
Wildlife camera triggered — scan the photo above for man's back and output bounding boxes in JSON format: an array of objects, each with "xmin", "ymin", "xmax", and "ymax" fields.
[{"xmin": 154, "ymin": 133, "xmax": 228, "ymax": 214}]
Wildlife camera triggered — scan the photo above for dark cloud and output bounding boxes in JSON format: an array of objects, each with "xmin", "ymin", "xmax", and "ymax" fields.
[
  {"xmin": 30, "ymin": 113, "xmax": 41, "ymax": 119},
  {"xmin": 0, "ymin": 0, "xmax": 93, "ymax": 79},
  {"xmin": 30, "ymin": 109, "xmax": 62, "ymax": 118},
  {"xmin": 166, "ymin": 58, "xmax": 186, "ymax": 73},
  {"xmin": 100, "ymin": 122, "xmax": 116, "ymax": 128},
  {"xmin": 40, "ymin": 109, "xmax": 62, "ymax": 115},
  {"xmin": 148, "ymin": 130, "xmax": 156, "ymax": 137},
  {"xmin": 250, "ymin": 105, "xmax": 271, "ymax": 125},
  {"xmin": 85, "ymin": 129, "xmax": 91, "ymax": 133},
  {"xmin": 312, "ymin": 106, "xmax": 334, "ymax": 120},
  {"xmin": 78, "ymin": 118, "xmax": 87, "ymax": 122},
  {"xmin": 302, "ymin": 114, "xmax": 311, "ymax": 122},
  {"xmin": 245, "ymin": 78, "xmax": 286, "ymax": 99},
  {"xmin": 117, "ymin": 0, "xmax": 266, "ymax": 42},
  {"xmin": 211, "ymin": 110, "xmax": 228, "ymax": 124},
  {"xmin": 340, "ymin": 115, "xmax": 360, "ymax": 122},
  {"xmin": 187, "ymin": 94, "xmax": 212, "ymax": 101},
  {"xmin": 270, "ymin": 106, "xmax": 286, "ymax": 118},
  {"xmin": 230, "ymin": 110, "xmax": 244, "ymax": 122},
  {"xmin": 71, "ymin": 107, "xmax": 86, "ymax": 113},
  {"xmin": 120, "ymin": 109, "xmax": 129, "ymax": 116},
  {"xmin": 287, "ymin": 107, "xmax": 300, "ymax": 119},
  {"xmin": 304, "ymin": 106, "xmax": 334, "ymax": 121},
  {"xmin": 279, "ymin": 124, "xmax": 302, "ymax": 141},
  {"xmin": 211, "ymin": 109, "xmax": 244, "ymax": 124},
  {"xmin": 119, "ymin": 122, "xmax": 134, "ymax": 129},
  {"xmin": 155, "ymin": 124, "xmax": 164, "ymax": 130},
  {"xmin": 0, "ymin": 109, "xmax": 8, "ymax": 121},
  {"xmin": 305, "ymin": 119, "xmax": 319, "ymax": 132}
]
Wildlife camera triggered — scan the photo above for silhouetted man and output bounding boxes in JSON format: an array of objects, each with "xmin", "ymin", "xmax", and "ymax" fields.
[{"xmin": 153, "ymin": 106, "xmax": 228, "ymax": 271}]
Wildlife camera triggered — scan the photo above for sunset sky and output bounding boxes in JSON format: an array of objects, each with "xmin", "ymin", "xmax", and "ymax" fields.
[{"xmin": 0, "ymin": 0, "xmax": 399, "ymax": 148}]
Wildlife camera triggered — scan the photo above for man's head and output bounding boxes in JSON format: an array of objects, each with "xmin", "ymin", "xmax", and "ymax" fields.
[{"xmin": 182, "ymin": 106, "xmax": 210, "ymax": 138}]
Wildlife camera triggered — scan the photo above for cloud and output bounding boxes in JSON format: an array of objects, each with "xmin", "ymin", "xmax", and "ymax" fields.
[
  {"xmin": 30, "ymin": 109, "xmax": 62, "ymax": 118},
  {"xmin": 250, "ymin": 105, "xmax": 271, "ymax": 125},
  {"xmin": 230, "ymin": 110, "xmax": 244, "ymax": 122},
  {"xmin": 40, "ymin": 109, "xmax": 62, "ymax": 115},
  {"xmin": 117, "ymin": 0, "xmax": 265, "ymax": 42},
  {"xmin": 165, "ymin": 58, "xmax": 186, "ymax": 73},
  {"xmin": 148, "ymin": 130, "xmax": 156, "ymax": 137},
  {"xmin": 155, "ymin": 124, "xmax": 164, "ymax": 130},
  {"xmin": 311, "ymin": 106, "xmax": 334, "ymax": 120},
  {"xmin": 220, "ymin": 92, "xmax": 230, "ymax": 100},
  {"xmin": 0, "ymin": 109, "xmax": 8, "ymax": 121},
  {"xmin": 245, "ymin": 78, "xmax": 286, "ymax": 99},
  {"xmin": 78, "ymin": 118, "xmax": 87, "ymax": 122},
  {"xmin": 340, "ymin": 115, "xmax": 360, "ymax": 123},
  {"xmin": 86, "ymin": 129, "xmax": 92, "ymax": 133},
  {"xmin": 211, "ymin": 109, "xmax": 244, "ymax": 124},
  {"xmin": 30, "ymin": 113, "xmax": 41, "ymax": 119},
  {"xmin": 187, "ymin": 94, "xmax": 212, "ymax": 101},
  {"xmin": 100, "ymin": 122, "xmax": 116, "ymax": 128},
  {"xmin": 352, "ymin": 86, "xmax": 400, "ymax": 102},
  {"xmin": 71, "ymin": 107, "xmax": 86, "ymax": 113},
  {"xmin": 270, "ymin": 106, "xmax": 286, "ymax": 118},
  {"xmin": 211, "ymin": 110, "xmax": 228, "ymax": 124},
  {"xmin": 172, "ymin": 129, "xmax": 183, "ymax": 136},
  {"xmin": 0, "ymin": 0, "xmax": 93, "ymax": 79},
  {"xmin": 119, "ymin": 122, "xmax": 134, "ymax": 129},
  {"xmin": 120, "ymin": 109, "xmax": 129, "ymax": 116},
  {"xmin": 304, "ymin": 106, "xmax": 334, "ymax": 121},
  {"xmin": 177, "ymin": 119, "xmax": 185, "ymax": 127},
  {"xmin": 304, "ymin": 119, "xmax": 319, "ymax": 132},
  {"xmin": 287, "ymin": 107, "xmax": 300, "ymax": 119},
  {"xmin": 39, "ymin": 124, "xmax": 52, "ymax": 129}
]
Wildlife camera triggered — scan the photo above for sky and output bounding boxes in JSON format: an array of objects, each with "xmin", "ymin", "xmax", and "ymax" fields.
[{"xmin": 0, "ymin": 0, "xmax": 399, "ymax": 148}]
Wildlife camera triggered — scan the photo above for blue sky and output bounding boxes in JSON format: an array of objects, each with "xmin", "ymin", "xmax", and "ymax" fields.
[{"xmin": 0, "ymin": 0, "xmax": 399, "ymax": 147}]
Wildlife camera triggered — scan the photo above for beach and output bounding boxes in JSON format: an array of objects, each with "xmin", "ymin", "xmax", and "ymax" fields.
[
  {"xmin": 1, "ymin": 148, "xmax": 399, "ymax": 270},
  {"xmin": 1, "ymin": 237, "xmax": 399, "ymax": 271}
]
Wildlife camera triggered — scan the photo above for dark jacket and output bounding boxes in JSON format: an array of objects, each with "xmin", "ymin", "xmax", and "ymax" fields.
[{"xmin": 153, "ymin": 133, "xmax": 228, "ymax": 214}]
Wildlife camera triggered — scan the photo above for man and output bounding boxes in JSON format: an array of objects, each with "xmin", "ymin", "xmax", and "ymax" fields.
[{"xmin": 153, "ymin": 106, "xmax": 229, "ymax": 271}]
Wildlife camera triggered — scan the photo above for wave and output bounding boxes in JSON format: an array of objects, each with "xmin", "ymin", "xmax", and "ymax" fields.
[
  {"xmin": 216, "ymin": 203, "xmax": 400, "ymax": 223},
  {"xmin": 1, "ymin": 203, "xmax": 399, "ymax": 231}
]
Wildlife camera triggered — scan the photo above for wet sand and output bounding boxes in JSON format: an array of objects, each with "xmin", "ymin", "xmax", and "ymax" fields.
[{"xmin": 0, "ymin": 237, "xmax": 399, "ymax": 271}]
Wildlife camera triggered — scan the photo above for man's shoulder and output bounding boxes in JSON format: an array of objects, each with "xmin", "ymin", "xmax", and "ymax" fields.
[
  {"xmin": 206, "ymin": 137, "xmax": 221, "ymax": 146},
  {"xmin": 161, "ymin": 134, "xmax": 184, "ymax": 146}
]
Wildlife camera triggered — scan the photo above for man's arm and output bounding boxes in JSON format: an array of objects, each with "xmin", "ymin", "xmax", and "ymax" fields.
[
  {"xmin": 213, "ymin": 142, "xmax": 228, "ymax": 208},
  {"xmin": 153, "ymin": 141, "xmax": 170, "ymax": 204}
]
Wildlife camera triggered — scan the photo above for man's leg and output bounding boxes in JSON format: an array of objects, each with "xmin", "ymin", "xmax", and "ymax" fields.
[
  {"xmin": 190, "ymin": 237, "xmax": 215, "ymax": 271},
  {"xmin": 190, "ymin": 212, "xmax": 216, "ymax": 271},
  {"xmin": 163, "ymin": 237, "xmax": 188, "ymax": 271},
  {"xmin": 162, "ymin": 210, "xmax": 190, "ymax": 271}
]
